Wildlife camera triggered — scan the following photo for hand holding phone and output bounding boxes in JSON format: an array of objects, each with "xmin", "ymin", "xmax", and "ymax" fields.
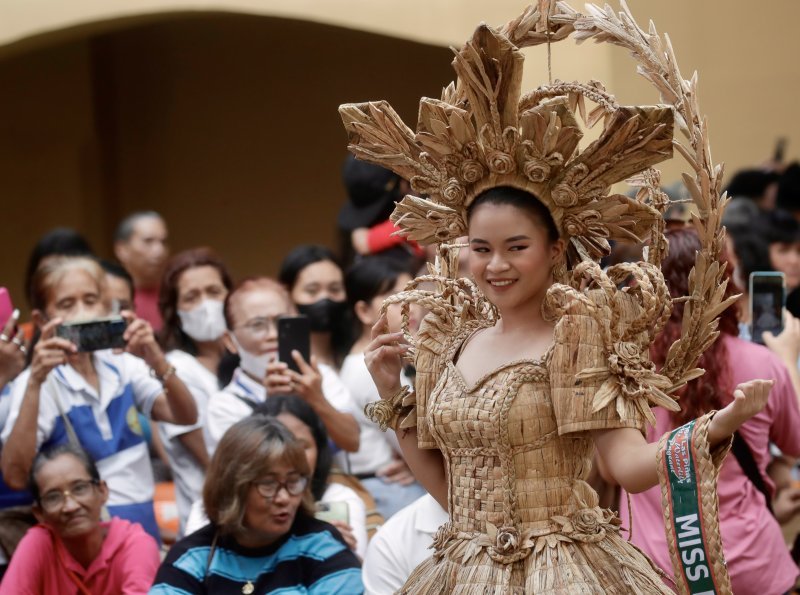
[
  {"xmin": 315, "ymin": 501, "xmax": 350, "ymax": 525},
  {"xmin": 30, "ymin": 318, "xmax": 75, "ymax": 383},
  {"xmin": 56, "ymin": 316, "xmax": 128, "ymax": 352},
  {"xmin": 0, "ymin": 307, "xmax": 26, "ymax": 385},
  {"xmin": 0, "ymin": 288, "xmax": 14, "ymax": 331},
  {"xmin": 750, "ymin": 272, "xmax": 785, "ymax": 345},
  {"xmin": 278, "ymin": 316, "xmax": 311, "ymax": 373}
]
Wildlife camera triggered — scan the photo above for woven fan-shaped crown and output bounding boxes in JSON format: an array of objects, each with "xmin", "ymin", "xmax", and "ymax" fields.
[{"xmin": 340, "ymin": 23, "xmax": 674, "ymax": 266}]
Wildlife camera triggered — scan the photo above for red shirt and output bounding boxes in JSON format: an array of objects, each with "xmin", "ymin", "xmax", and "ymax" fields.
[
  {"xmin": 134, "ymin": 287, "xmax": 163, "ymax": 331},
  {"xmin": 0, "ymin": 518, "xmax": 160, "ymax": 595},
  {"xmin": 367, "ymin": 219, "xmax": 425, "ymax": 257}
]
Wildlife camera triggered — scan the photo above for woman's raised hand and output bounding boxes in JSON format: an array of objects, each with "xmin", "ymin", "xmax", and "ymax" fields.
[
  {"xmin": 0, "ymin": 310, "xmax": 27, "ymax": 386},
  {"xmin": 121, "ymin": 310, "xmax": 167, "ymax": 371},
  {"xmin": 364, "ymin": 313, "xmax": 409, "ymax": 399},
  {"xmin": 709, "ymin": 379, "xmax": 773, "ymax": 444},
  {"xmin": 763, "ymin": 312, "xmax": 800, "ymax": 366},
  {"xmin": 29, "ymin": 318, "xmax": 74, "ymax": 384}
]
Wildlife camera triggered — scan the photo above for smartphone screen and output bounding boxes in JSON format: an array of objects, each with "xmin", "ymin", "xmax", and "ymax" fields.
[
  {"xmin": 0, "ymin": 288, "xmax": 13, "ymax": 330},
  {"xmin": 749, "ymin": 272, "xmax": 785, "ymax": 345},
  {"xmin": 278, "ymin": 316, "xmax": 311, "ymax": 373},
  {"xmin": 315, "ymin": 501, "xmax": 349, "ymax": 525},
  {"xmin": 56, "ymin": 317, "xmax": 128, "ymax": 352}
]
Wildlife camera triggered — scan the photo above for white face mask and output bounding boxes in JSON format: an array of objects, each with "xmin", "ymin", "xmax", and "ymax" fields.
[
  {"xmin": 177, "ymin": 299, "xmax": 227, "ymax": 342},
  {"xmin": 230, "ymin": 335, "xmax": 271, "ymax": 380}
]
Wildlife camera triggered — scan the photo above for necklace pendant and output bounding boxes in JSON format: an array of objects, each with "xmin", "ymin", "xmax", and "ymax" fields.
[{"xmin": 242, "ymin": 581, "xmax": 255, "ymax": 594}]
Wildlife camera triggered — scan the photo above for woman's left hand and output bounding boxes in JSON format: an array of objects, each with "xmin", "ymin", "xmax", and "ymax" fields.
[
  {"xmin": 763, "ymin": 312, "xmax": 800, "ymax": 366},
  {"xmin": 121, "ymin": 310, "xmax": 166, "ymax": 370},
  {"xmin": 266, "ymin": 351, "xmax": 325, "ymax": 405},
  {"xmin": 709, "ymin": 379, "xmax": 773, "ymax": 445},
  {"xmin": 329, "ymin": 520, "xmax": 358, "ymax": 553}
]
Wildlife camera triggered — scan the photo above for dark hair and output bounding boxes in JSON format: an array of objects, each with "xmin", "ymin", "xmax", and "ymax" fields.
[
  {"xmin": 466, "ymin": 186, "xmax": 560, "ymax": 243},
  {"xmin": 652, "ymin": 227, "xmax": 739, "ymax": 425},
  {"xmin": 726, "ymin": 225, "xmax": 772, "ymax": 284},
  {"xmin": 725, "ymin": 169, "xmax": 779, "ymax": 201},
  {"xmin": 158, "ymin": 247, "xmax": 234, "ymax": 354},
  {"xmin": 203, "ymin": 414, "xmax": 313, "ymax": 534},
  {"xmin": 25, "ymin": 228, "xmax": 94, "ymax": 307},
  {"xmin": 114, "ymin": 211, "xmax": 163, "ymax": 243},
  {"xmin": 759, "ymin": 208, "xmax": 800, "ymax": 245},
  {"xmin": 279, "ymin": 245, "xmax": 350, "ymax": 363},
  {"xmin": 99, "ymin": 259, "xmax": 135, "ymax": 297},
  {"xmin": 29, "ymin": 444, "xmax": 100, "ymax": 502},
  {"xmin": 253, "ymin": 396, "xmax": 332, "ymax": 501},
  {"xmin": 345, "ymin": 256, "xmax": 411, "ymax": 309},
  {"xmin": 344, "ymin": 256, "xmax": 411, "ymax": 349},
  {"xmin": 278, "ymin": 245, "xmax": 342, "ymax": 290},
  {"xmin": 777, "ymin": 162, "xmax": 800, "ymax": 213}
]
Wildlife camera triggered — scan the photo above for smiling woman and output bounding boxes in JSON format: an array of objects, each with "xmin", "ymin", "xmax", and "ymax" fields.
[
  {"xmin": 150, "ymin": 415, "xmax": 363, "ymax": 594},
  {"xmin": 0, "ymin": 444, "xmax": 159, "ymax": 594}
]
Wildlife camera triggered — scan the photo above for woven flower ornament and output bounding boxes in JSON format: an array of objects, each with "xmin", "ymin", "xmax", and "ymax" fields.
[{"xmin": 340, "ymin": 24, "xmax": 674, "ymax": 268}]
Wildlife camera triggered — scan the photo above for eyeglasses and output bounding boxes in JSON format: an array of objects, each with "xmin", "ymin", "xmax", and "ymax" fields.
[
  {"xmin": 237, "ymin": 316, "xmax": 284, "ymax": 337},
  {"xmin": 252, "ymin": 475, "xmax": 308, "ymax": 500},
  {"xmin": 39, "ymin": 479, "xmax": 99, "ymax": 512}
]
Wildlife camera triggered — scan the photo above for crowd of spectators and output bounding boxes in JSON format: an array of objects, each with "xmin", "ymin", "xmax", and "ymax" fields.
[{"xmin": 1, "ymin": 154, "xmax": 800, "ymax": 594}]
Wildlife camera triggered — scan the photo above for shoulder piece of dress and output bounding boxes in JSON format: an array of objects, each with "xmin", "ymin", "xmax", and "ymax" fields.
[{"xmin": 546, "ymin": 281, "xmax": 678, "ymax": 433}]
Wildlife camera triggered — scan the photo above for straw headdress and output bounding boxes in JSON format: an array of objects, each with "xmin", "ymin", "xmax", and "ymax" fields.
[{"xmin": 339, "ymin": 0, "xmax": 735, "ymax": 414}]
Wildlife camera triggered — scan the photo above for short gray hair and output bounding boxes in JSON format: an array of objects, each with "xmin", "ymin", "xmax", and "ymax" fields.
[{"xmin": 114, "ymin": 211, "xmax": 163, "ymax": 243}]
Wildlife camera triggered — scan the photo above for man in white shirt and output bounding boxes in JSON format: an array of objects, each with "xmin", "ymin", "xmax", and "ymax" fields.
[{"xmin": 362, "ymin": 494, "xmax": 448, "ymax": 595}]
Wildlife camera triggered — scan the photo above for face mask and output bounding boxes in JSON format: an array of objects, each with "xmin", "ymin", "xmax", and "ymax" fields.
[
  {"xmin": 296, "ymin": 299, "xmax": 348, "ymax": 333},
  {"xmin": 177, "ymin": 299, "xmax": 227, "ymax": 342},
  {"xmin": 230, "ymin": 335, "xmax": 271, "ymax": 379}
]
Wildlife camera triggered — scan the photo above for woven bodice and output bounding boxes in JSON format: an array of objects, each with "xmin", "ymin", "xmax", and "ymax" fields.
[{"xmin": 428, "ymin": 355, "xmax": 595, "ymax": 536}]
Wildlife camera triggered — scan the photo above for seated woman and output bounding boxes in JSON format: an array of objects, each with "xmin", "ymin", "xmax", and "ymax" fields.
[
  {"xmin": 151, "ymin": 414, "xmax": 363, "ymax": 594},
  {"xmin": 188, "ymin": 395, "xmax": 368, "ymax": 557},
  {"xmin": 0, "ymin": 444, "xmax": 159, "ymax": 594},
  {"xmin": 0, "ymin": 256, "xmax": 198, "ymax": 542}
]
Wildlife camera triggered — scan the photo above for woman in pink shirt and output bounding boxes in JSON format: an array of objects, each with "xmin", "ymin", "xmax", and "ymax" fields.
[
  {"xmin": 0, "ymin": 444, "xmax": 159, "ymax": 594},
  {"xmin": 618, "ymin": 227, "xmax": 800, "ymax": 594}
]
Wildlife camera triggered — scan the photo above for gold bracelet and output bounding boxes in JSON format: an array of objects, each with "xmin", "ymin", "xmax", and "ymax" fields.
[{"xmin": 364, "ymin": 386, "xmax": 412, "ymax": 432}]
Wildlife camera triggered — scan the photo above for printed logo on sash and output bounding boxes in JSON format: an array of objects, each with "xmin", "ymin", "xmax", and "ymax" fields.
[{"xmin": 663, "ymin": 420, "xmax": 722, "ymax": 594}]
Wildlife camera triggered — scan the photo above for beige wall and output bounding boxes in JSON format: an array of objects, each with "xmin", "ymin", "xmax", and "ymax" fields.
[
  {"xmin": 1, "ymin": 2, "xmax": 799, "ymax": 312},
  {"xmin": 0, "ymin": 14, "xmax": 453, "ymax": 312}
]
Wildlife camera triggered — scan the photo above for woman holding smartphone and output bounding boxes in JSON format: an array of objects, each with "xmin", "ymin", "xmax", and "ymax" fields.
[
  {"xmin": 0, "ymin": 255, "xmax": 197, "ymax": 542},
  {"xmin": 204, "ymin": 277, "xmax": 358, "ymax": 454},
  {"xmin": 617, "ymin": 227, "xmax": 800, "ymax": 594}
]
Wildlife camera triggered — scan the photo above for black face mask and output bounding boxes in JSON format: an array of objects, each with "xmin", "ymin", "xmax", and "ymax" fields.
[{"xmin": 297, "ymin": 299, "xmax": 348, "ymax": 332}]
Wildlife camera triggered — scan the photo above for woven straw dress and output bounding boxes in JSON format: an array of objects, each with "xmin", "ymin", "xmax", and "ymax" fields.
[{"xmin": 399, "ymin": 289, "xmax": 673, "ymax": 594}]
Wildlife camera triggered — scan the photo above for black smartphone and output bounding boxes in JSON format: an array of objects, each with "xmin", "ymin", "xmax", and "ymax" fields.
[
  {"xmin": 56, "ymin": 316, "xmax": 128, "ymax": 352},
  {"xmin": 749, "ymin": 272, "xmax": 785, "ymax": 345},
  {"xmin": 278, "ymin": 316, "xmax": 311, "ymax": 373}
]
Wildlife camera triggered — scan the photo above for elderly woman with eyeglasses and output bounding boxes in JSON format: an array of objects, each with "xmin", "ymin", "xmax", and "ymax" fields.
[
  {"xmin": 150, "ymin": 414, "xmax": 363, "ymax": 595},
  {"xmin": 0, "ymin": 444, "xmax": 160, "ymax": 594}
]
